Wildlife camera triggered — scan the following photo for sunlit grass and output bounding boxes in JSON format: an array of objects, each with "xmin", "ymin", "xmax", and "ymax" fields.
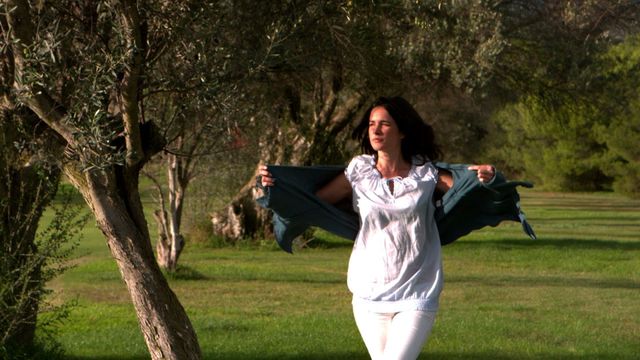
[{"xmin": 41, "ymin": 189, "xmax": 639, "ymax": 359}]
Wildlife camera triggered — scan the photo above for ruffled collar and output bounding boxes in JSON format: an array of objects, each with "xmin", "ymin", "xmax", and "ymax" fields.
[
  {"xmin": 359, "ymin": 154, "xmax": 435, "ymax": 197},
  {"xmin": 361, "ymin": 154, "xmax": 433, "ymax": 181}
]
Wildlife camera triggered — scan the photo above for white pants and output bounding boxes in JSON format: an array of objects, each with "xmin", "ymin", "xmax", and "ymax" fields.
[{"xmin": 353, "ymin": 306, "xmax": 437, "ymax": 360}]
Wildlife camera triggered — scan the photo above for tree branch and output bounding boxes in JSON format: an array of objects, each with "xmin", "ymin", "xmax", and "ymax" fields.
[
  {"xmin": 315, "ymin": 64, "xmax": 343, "ymax": 128},
  {"xmin": 142, "ymin": 168, "xmax": 168, "ymax": 215},
  {"xmin": 5, "ymin": 0, "xmax": 76, "ymax": 146},
  {"xmin": 118, "ymin": 0, "xmax": 145, "ymax": 169},
  {"xmin": 328, "ymin": 92, "xmax": 367, "ymax": 137}
]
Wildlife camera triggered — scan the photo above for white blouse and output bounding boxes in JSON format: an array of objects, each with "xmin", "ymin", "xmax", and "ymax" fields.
[{"xmin": 344, "ymin": 154, "xmax": 443, "ymax": 313}]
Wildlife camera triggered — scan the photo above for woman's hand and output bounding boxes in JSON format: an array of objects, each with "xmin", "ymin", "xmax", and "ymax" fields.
[
  {"xmin": 468, "ymin": 164, "xmax": 495, "ymax": 183},
  {"xmin": 259, "ymin": 165, "xmax": 275, "ymax": 187}
]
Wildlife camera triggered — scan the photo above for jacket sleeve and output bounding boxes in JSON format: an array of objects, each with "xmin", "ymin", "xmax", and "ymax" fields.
[
  {"xmin": 256, "ymin": 163, "xmax": 536, "ymax": 253},
  {"xmin": 434, "ymin": 162, "xmax": 536, "ymax": 245},
  {"xmin": 255, "ymin": 165, "xmax": 359, "ymax": 253}
]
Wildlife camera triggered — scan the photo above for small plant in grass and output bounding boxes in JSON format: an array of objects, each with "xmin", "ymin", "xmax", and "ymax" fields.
[{"xmin": 185, "ymin": 217, "xmax": 225, "ymax": 247}]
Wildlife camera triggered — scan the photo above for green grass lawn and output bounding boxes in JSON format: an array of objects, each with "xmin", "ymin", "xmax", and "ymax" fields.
[{"xmin": 42, "ymin": 190, "xmax": 640, "ymax": 359}]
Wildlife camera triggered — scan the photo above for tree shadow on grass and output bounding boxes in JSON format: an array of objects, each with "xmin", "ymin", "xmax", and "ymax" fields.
[
  {"xmin": 533, "ymin": 216, "xmax": 640, "ymax": 222},
  {"xmin": 309, "ymin": 235, "xmax": 640, "ymax": 252},
  {"xmin": 163, "ymin": 264, "xmax": 207, "ymax": 280},
  {"xmin": 64, "ymin": 357, "xmax": 147, "ymax": 360},
  {"xmin": 305, "ymin": 237, "xmax": 354, "ymax": 250},
  {"xmin": 63, "ymin": 351, "xmax": 635, "ymax": 360},
  {"xmin": 424, "ymin": 352, "xmax": 635, "ymax": 360},
  {"xmin": 218, "ymin": 351, "xmax": 640, "ymax": 359},
  {"xmin": 455, "ymin": 237, "xmax": 640, "ymax": 251},
  {"xmin": 446, "ymin": 273, "xmax": 640, "ymax": 290},
  {"xmin": 62, "ymin": 353, "xmax": 368, "ymax": 360},
  {"xmin": 203, "ymin": 352, "xmax": 368, "ymax": 360}
]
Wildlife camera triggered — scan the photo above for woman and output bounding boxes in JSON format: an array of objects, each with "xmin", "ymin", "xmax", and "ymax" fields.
[{"xmin": 260, "ymin": 96, "xmax": 494, "ymax": 359}]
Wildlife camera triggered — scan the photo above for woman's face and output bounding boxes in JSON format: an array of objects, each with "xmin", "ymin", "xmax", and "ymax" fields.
[{"xmin": 368, "ymin": 106, "xmax": 404, "ymax": 154}]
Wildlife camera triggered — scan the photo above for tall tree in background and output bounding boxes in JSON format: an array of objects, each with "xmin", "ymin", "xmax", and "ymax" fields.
[
  {"xmin": 210, "ymin": 1, "xmax": 395, "ymax": 240},
  {"xmin": 486, "ymin": 0, "xmax": 640, "ymax": 191},
  {"xmin": 142, "ymin": 0, "xmax": 369, "ymax": 268},
  {"xmin": 144, "ymin": 94, "xmax": 245, "ymax": 271},
  {"xmin": 494, "ymin": 0, "xmax": 640, "ymax": 98},
  {"xmin": 384, "ymin": 0, "xmax": 505, "ymax": 162},
  {"xmin": 141, "ymin": 1, "xmax": 259, "ymax": 271},
  {"xmin": 210, "ymin": 0, "xmax": 509, "ymax": 241},
  {"xmin": 596, "ymin": 34, "xmax": 640, "ymax": 196}
]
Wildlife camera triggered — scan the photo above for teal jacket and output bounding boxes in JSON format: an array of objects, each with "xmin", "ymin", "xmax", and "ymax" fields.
[{"xmin": 256, "ymin": 163, "xmax": 536, "ymax": 253}]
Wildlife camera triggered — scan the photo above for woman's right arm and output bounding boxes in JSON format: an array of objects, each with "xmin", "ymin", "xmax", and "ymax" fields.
[
  {"xmin": 259, "ymin": 165, "xmax": 351, "ymax": 205},
  {"xmin": 315, "ymin": 173, "xmax": 352, "ymax": 205}
]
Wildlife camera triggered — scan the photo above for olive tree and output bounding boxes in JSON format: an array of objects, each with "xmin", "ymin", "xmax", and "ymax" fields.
[{"xmin": 1, "ymin": 1, "xmax": 225, "ymax": 357}]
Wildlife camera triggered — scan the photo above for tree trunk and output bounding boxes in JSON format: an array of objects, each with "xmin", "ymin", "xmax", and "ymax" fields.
[
  {"xmin": 65, "ymin": 165, "xmax": 201, "ymax": 360},
  {"xmin": 210, "ymin": 172, "xmax": 273, "ymax": 241},
  {"xmin": 153, "ymin": 208, "xmax": 171, "ymax": 269},
  {"xmin": 151, "ymin": 152, "xmax": 187, "ymax": 271},
  {"xmin": 210, "ymin": 90, "xmax": 368, "ymax": 241},
  {"xmin": 154, "ymin": 201, "xmax": 184, "ymax": 271},
  {"xmin": 166, "ymin": 152, "xmax": 186, "ymax": 270}
]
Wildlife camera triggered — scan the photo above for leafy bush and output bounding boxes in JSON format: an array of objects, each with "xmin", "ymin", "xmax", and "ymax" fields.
[{"xmin": 0, "ymin": 189, "xmax": 87, "ymax": 359}]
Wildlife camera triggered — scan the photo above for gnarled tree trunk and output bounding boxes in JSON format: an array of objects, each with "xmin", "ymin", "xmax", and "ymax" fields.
[
  {"xmin": 211, "ymin": 86, "xmax": 368, "ymax": 241},
  {"xmin": 65, "ymin": 154, "xmax": 201, "ymax": 360},
  {"xmin": 210, "ymin": 172, "xmax": 273, "ymax": 240}
]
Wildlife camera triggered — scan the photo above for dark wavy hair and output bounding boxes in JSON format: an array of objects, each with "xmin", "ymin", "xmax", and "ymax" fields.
[{"xmin": 352, "ymin": 96, "xmax": 442, "ymax": 164}]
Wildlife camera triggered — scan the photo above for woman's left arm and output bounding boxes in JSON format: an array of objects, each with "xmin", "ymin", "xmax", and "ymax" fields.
[{"xmin": 468, "ymin": 164, "xmax": 496, "ymax": 183}]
